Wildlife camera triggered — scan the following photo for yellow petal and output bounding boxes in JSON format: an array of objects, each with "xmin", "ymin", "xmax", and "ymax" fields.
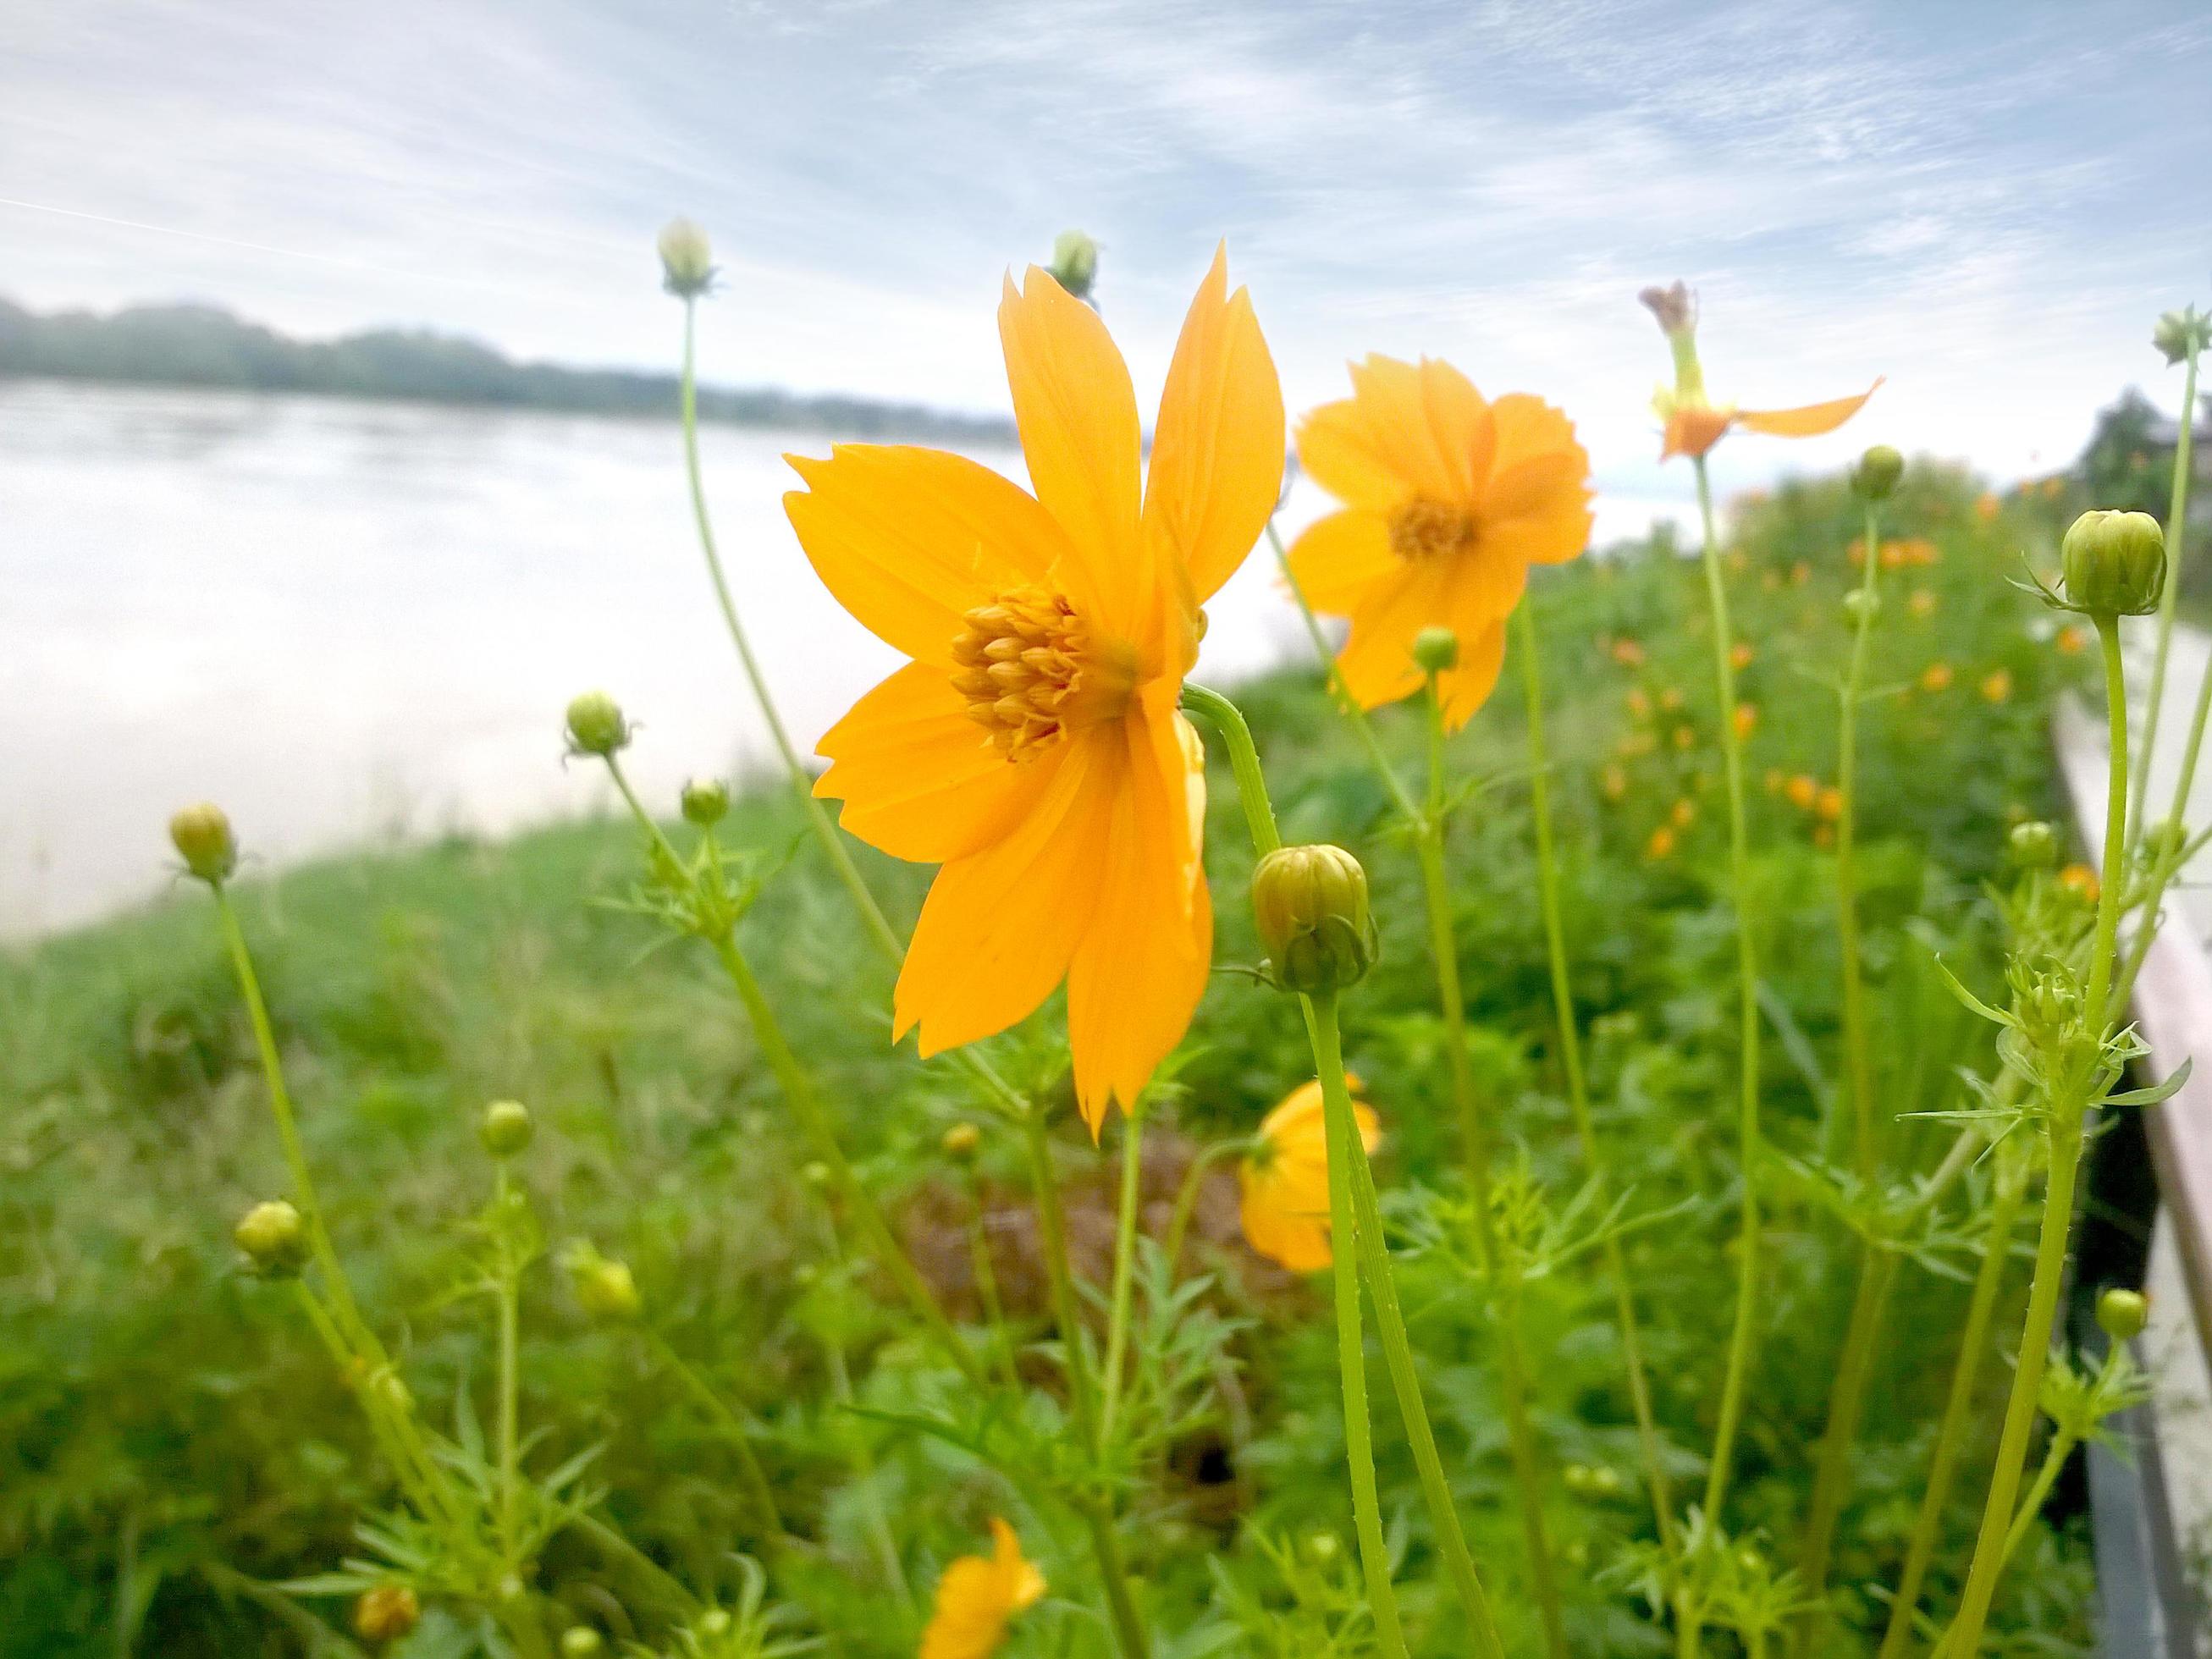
[
  {"xmin": 1416, "ymin": 358, "xmax": 1494, "ymax": 501},
  {"xmin": 1295, "ymin": 396, "xmax": 1409, "ymax": 511},
  {"xmin": 1482, "ymin": 394, "xmax": 1593, "ymax": 567},
  {"xmin": 922, "ymin": 1522, "xmax": 1041, "ymax": 1659},
  {"xmin": 999, "ymin": 267, "xmax": 1144, "ymax": 631},
  {"xmin": 895, "ymin": 732, "xmax": 1114, "ymax": 1055},
  {"xmin": 1283, "ymin": 509, "xmax": 1398, "ymax": 615},
  {"xmin": 1333, "ymin": 560, "xmax": 1454, "ymax": 713},
  {"xmin": 784, "ymin": 444, "xmax": 1076, "ymax": 664},
  {"xmin": 1238, "ymin": 1173, "xmax": 1332, "ymax": 1272},
  {"xmin": 1145, "ymin": 244, "xmax": 1286, "ymax": 604},
  {"xmin": 1735, "ymin": 378, "xmax": 1884, "ymax": 439},
  {"xmin": 1433, "ymin": 614, "xmax": 1509, "ymax": 732},
  {"xmin": 814, "ymin": 662, "xmax": 1052, "ymax": 863},
  {"xmin": 1065, "ymin": 700, "xmax": 1211, "ymax": 1133},
  {"xmin": 1347, "ymin": 354, "xmax": 1466, "ymax": 503}
]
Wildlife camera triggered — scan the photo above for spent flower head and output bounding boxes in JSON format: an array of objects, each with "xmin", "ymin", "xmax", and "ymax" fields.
[
  {"xmin": 2153, "ymin": 304, "xmax": 2209, "ymax": 366},
  {"xmin": 1640, "ymin": 278, "xmax": 1881, "ymax": 461}
]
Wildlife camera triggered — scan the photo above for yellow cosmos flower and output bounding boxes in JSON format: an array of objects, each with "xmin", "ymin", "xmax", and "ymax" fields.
[
  {"xmin": 1981, "ymin": 668, "xmax": 2014, "ymax": 704},
  {"xmin": 1639, "ymin": 282, "xmax": 1880, "ymax": 461},
  {"xmin": 1921, "ymin": 662, "xmax": 1955, "ymax": 692},
  {"xmin": 921, "ymin": 1518, "xmax": 1045, "ymax": 1659},
  {"xmin": 1286, "ymin": 356, "xmax": 1593, "ymax": 730},
  {"xmin": 1646, "ymin": 824, "xmax": 1678, "ymax": 860},
  {"xmin": 1238, "ymin": 1078, "xmax": 1381, "ymax": 1273},
  {"xmin": 786, "ymin": 251, "xmax": 1283, "ymax": 1134}
]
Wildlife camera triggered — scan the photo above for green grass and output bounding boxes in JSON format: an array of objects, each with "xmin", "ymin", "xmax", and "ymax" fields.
[{"xmin": 0, "ymin": 463, "xmax": 2101, "ymax": 1656}]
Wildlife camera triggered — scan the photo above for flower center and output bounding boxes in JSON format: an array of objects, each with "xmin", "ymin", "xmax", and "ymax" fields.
[
  {"xmin": 1387, "ymin": 497, "xmax": 1480, "ymax": 562},
  {"xmin": 950, "ymin": 586, "xmax": 1134, "ymax": 760}
]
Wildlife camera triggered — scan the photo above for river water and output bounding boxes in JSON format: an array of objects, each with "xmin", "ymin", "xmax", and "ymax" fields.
[{"xmin": 0, "ymin": 381, "xmax": 1684, "ymax": 939}]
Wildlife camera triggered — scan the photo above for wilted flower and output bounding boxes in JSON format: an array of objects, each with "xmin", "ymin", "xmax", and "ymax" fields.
[
  {"xmin": 1238, "ymin": 1078, "xmax": 1381, "ymax": 1271},
  {"xmin": 1640, "ymin": 280, "xmax": 1880, "ymax": 460}
]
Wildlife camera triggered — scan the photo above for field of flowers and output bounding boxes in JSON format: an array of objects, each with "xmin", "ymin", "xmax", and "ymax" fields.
[{"xmin": 3, "ymin": 230, "xmax": 2206, "ymax": 1659}]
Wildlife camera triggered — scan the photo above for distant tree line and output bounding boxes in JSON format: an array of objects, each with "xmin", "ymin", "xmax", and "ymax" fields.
[{"xmin": 0, "ymin": 297, "xmax": 1017, "ymax": 443}]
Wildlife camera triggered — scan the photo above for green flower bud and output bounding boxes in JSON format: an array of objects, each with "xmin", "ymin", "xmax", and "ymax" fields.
[
  {"xmin": 941, "ymin": 1122, "xmax": 981, "ymax": 1161},
  {"xmin": 565, "ymin": 691, "xmax": 631, "ymax": 758},
  {"xmin": 1301, "ymin": 1531, "xmax": 1341, "ymax": 1565},
  {"xmin": 234, "ymin": 1199, "xmax": 308, "ymax": 1276},
  {"xmin": 681, "ymin": 776, "xmax": 730, "ymax": 826},
  {"xmin": 1252, "ymin": 844, "xmax": 1376, "ymax": 995},
  {"xmin": 2152, "ymin": 306, "xmax": 2209, "ymax": 367},
  {"xmin": 2009, "ymin": 819, "xmax": 2058, "ymax": 868},
  {"xmin": 560, "ymin": 1630, "xmax": 606, "ymax": 1659},
  {"xmin": 800, "ymin": 1160, "xmax": 833, "ymax": 1191},
  {"xmin": 1411, "ymin": 626, "xmax": 1460, "ymax": 673},
  {"xmin": 1047, "ymin": 229, "xmax": 1100, "ymax": 300},
  {"xmin": 2061, "ymin": 510, "xmax": 2166, "ymax": 617},
  {"xmin": 1841, "ymin": 587, "xmax": 1878, "ymax": 624},
  {"xmin": 352, "ymin": 1585, "xmax": 421, "ymax": 1645},
  {"xmin": 658, "ymin": 218, "xmax": 715, "ymax": 299},
  {"xmin": 1851, "ymin": 444, "xmax": 1905, "ymax": 501},
  {"xmin": 479, "ymin": 1098, "xmax": 533, "ymax": 1158},
  {"xmin": 699, "ymin": 1609, "xmax": 733, "ymax": 1638},
  {"xmin": 2096, "ymin": 1286, "xmax": 2149, "ymax": 1342},
  {"xmin": 169, "ymin": 802, "xmax": 237, "ymax": 885},
  {"xmin": 563, "ymin": 1243, "xmax": 642, "ymax": 1321}
]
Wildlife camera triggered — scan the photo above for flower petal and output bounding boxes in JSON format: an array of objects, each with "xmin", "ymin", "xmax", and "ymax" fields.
[
  {"xmin": 784, "ymin": 444, "xmax": 1074, "ymax": 664},
  {"xmin": 814, "ymin": 661, "xmax": 1054, "ymax": 863},
  {"xmin": 1296, "ymin": 396, "xmax": 1409, "ymax": 511},
  {"xmin": 895, "ymin": 731, "xmax": 1114, "ymax": 1055},
  {"xmin": 1483, "ymin": 394, "xmax": 1593, "ymax": 566},
  {"xmin": 1283, "ymin": 508, "xmax": 1398, "ymax": 614},
  {"xmin": 1346, "ymin": 354, "xmax": 1470, "ymax": 502},
  {"xmin": 1735, "ymin": 378, "xmax": 1884, "ymax": 439},
  {"xmin": 999, "ymin": 267, "xmax": 1142, "ymax": 628},
  {"xmin": 1433, "ymin": 614, "xmax": 1509, "ymax": 732},
  {"xmin": 1065, "ymin": 701, "xmax": 1211, "ymax": 1134},
  {"xmin": 1416, "ymin": 358, "xmax": 1494, "ymax": 500},
  {"xmin": 1145, "ymin": 244, "xmax": 1285, "ymax": 604},
  {"xmin": 1333, "ymin": 560, "xmax": 1454, "ymax": 713}
]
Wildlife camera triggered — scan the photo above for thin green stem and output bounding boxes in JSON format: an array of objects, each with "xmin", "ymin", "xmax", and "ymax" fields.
[
  {"xmin": 1515, "ymin": 602, "xmax": 1677, "ymax": 1552},
  {"xmin": 815, "ymin": 1209, "xmax": 918, "ymax": 1619},
  {"xmin": 1099, "ymin": 1102, "xmax": 1148, "ymax": 1445},
  {"xmin": 1692, "ymin": 452, "xmax": 1765, "ymax": 1530},
  {"xmin": 1837, "ymin": 498, "xmax": 1884, "ymax": 1174},
  {"xmin": 1876, "ymin": 1160, "xmax": 2031, "ymax": 1659},
  {"xmin": 1162, "ymin": 1139, "xmax": 1253, "ymax": 1277},
  {"xmin": 1792, "ymin": 1246, "xmax": 1898, "ymax": 1651},
  {"xmin": 2128, "ymin": 342, "xmax": 2201, "ymax": 853},
  {"xmin": 642, "ymin": 1326, "xmax": 785, "ymax": 1547},
  {"xmin": 1939, "ymin": 616, "xmax": 2130, "ymax": 1654},
  {"xmin": 677, "ymin": 296, "xmax": 904, "ymax": 967},
  {"xmin": 1018, "ymin": 1109, "xmax": 1150, "ymax": 1659},
  {"xmin": 1181, "ymin": 684, "xmax": 1282, "ymax": 853},
  {"xmin": 1995, "ymin": 1430, "xmax": 2074, "ymax": 1574},
  {"xmin": 962, "ymin": 1180, "xmax": 1023, "ymax": 1392},
  {"xmin": 494, "ymin": 1166, "xmax": 522, "ymax": 1558},
  {"xmin": 1309, "ymin": 989, "xmax": 1413, "ymax": 1659}
]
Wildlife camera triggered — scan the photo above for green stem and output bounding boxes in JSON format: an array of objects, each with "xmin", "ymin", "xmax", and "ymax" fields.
[
  {"xmin": 1939, "ymin": 617, "xmax": 2129, "ymax": 1653},
  {"xmin": 1415, "ymin": 679, "xmax": 1566, "ymax": 1659},
  {"xmin": 1792, "ymin": 1245, "xmax": 1898, "ymax": 1651},
  {"xmin": 1181, "ymin": 684, "xmax": 1283, "ymax": 853},
  {"xmin": 1692, "ymin": 452, "xmax": 1765, "ymax": 1530},
  {"xmin": 1837, "ymin": 499, "xmax": 1884, "ymax": 1175},
  {"xmin": 1515, "ymin": 602, "xmax": 1677, "ymax": 1553},
  {"xmin": 1099, "ymin": 1102, "xmax": 1147, "ymax": 1445},
  {"xmin": 1996, "ymin": 1430, "xmax": 2075, "ymax": 1573},
  {"xmin": 1018, "ymin": 1108, "xmax": 1150, "ymax": 1659},
  {"xmin": 494, "ymin": 1166, "xmax": 522, "ymax": 1558},
  {"xmin": 678, "ymin": 296, "xmax": 905, "ymax": 967},
  {"xmin": 605, "ymin": 758, "xmax": 983, "ymax": 1389},
  {"xmin": 2127, "ymin": 342, "xmax": 2201, "ymax": 854},
  {"xmin": 1875, "ymin": 1160, "xmax": 2030, "ymax": 1659},
  {"xmin": 962, "ymin": 1179, "xmax": 1023, "ymax": 1392},
  {"xmin": 1309, "ymin": 989, "xmax": 1413, "ymax": 1659},
  {"xmin": 643, "ymin": 1327, "xmax": 785, "ymax": 1547},
  {"xmin": 1162, "ymin": 1139, "xmax": 1252, "ymax": 1278}
]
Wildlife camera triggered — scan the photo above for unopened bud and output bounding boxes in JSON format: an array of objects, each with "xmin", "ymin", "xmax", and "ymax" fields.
[
  {"xmin": 2061, "ymin": 510, "xmax": 2165, "ymax": 617},
  {"xmin": 2009, "ymin": 820, "xmax": 2058, "ymax": 868},
  {"xmin": 941, "ymin": 1122, "xmax": 981, "ymax": 1161},
  {"xmin": 480, "ymin": 1099, "xmax": 533, "ymax": 1157},
  {"xmin": 657, "ymin": 218, "xmax": 715, "ymax": 299},
  {"xmin": 1302, "ymin": 1531, "xmax": 1340, "ymax": 1565},
  {"xmin": 565, "ymin": 691, "xmax": 631, "ymax": 758},
  {"xmin": 800, "ymin": 1160, "xmax": 833, "ymax": 1192},
  {"xmin": 352, "ymin": 1585, "xmax": 421, "ymax": 1645},
  {"xmin": 169, "ymin": 802, "xmax": 237, "ymax": 885},
  {"xmin": 1842, "ymin": 588, "xmax": 1878, "ymax": 624},
  {"xmin": 564, "ymin": 1243, "xmax": 642, "ymax": 1321},
  {"xmin": 699, "ymin": 1610, "xmax": 733, "ymax": 1638},
  {"xmin": 1047, "ymin": 230, "xmax": 1100, "ymax": 300},
  {"xmin": 2152, "ymin": 306, "xmax": 2209, "ymax": 367},
  {"xmin": 1851, "ymin": 444, "xmax": 1904, "ymax": 501},
  {"xmin": 234, "ymin": 1199, "xmax": 308, "ymax": 1276},
  {"xmin": 1411, "ymin": 626, "xmax": 1459, "ymax": 673},
  {"xmin": 1252, "ymin": 844, "xmax": 1376, "ymax": 995},
  {"xmin": 681, "ymin": 777, "xmax": 730, "ymax": 826},
  {"xmin": 560, "ymin": 1629, "xmax": 606, "ymax": 1658},
  {"xmin": 2097, "ymin": 1287, "xmax": 2149, "ymax": 1342}
]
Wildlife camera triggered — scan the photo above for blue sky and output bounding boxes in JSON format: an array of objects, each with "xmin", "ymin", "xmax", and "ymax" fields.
[{"xmin": 4, "ymin": 0, "xmax": 2209, "ymax": 508}]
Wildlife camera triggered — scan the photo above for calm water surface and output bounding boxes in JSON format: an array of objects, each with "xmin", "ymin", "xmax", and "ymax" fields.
[{"xmin": 1, "ymin": 382, "xmax": 1680, "ymax": 939}]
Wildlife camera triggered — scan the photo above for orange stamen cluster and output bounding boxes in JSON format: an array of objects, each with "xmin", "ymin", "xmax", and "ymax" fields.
[
  {"xmin": 1387, "ymin": 497, "xmax": 1480, "ymax": 561},
  {"xmin": 952, "ymin": 586, "xmax": 1089, "ymax": 760}
]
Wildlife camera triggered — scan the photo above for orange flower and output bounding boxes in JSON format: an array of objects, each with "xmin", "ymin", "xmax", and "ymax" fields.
[
  {"xmin": 2043, "ymin": 477, "xmax": 2066, "ymax": 501},
  {"xmin": 1909, "ymin": 588, "xmax": 1937, "ymax": 619},
  {"xmin": 922, "ymin": 1518, "xmax": 1045, "ymax": 1659},
  {"xmin": 1626, "ymin": 686, "xmax": 1652, "ymax": 719},
  {"xmin": 1879, "ymin": 541, "xmax": 1908, "ymax": 570},
  {"xmin": 1671, "ymin": 798, "xmax": 1697, "ymax": 829},
  {"xmin": 1288, "ymin": 356, "xmax": 1593, "ymax": 729},
  {"xmin": 1734, "ymin": 703, "xmax": 1758, "ymax": 740},
  {"xmin": 1671, "ymin": 725, "xmax": 1696, "ymax": 751},
  {"xmin": 1238, "ymin": 1078, "xmax": 1381, "ymax": 1272},
  {"xmin": 1612, "ymin": 637, "xmax": 1647, "ymax": 667},
  {"xmin": 1790, "ymin": 560, "xmax": 1812, "ymax": 586},
  {"xmin": 1645, "ymin": 824, "xmax": 1677, "ymax": 860},
  {"xmin": 2056, "ymin": 625, "xmax": 2088, "ymax": 656},
  {"xmin": 1785, "ymin": 774, "xmax": 1818, "ymax": 811},
  {"xmin": 1920, "ymin": 662, "xmax": 1954, "ymax": 692},
  {"xmin": 1816, "ymin": 785, "xmax": 1844, "ymax": 822},
  {"xmin": 1981, "ymin": 668, "xmax": 2013, "ymax": 704},
  {"xmin": 1847, "ymin": 538, "xmax": 1866, "ymax": 568},
  {"xmin": 1730, "ymin": 642, "xmax": 1755, "ymax": 670},
  {"xmin": 1639, "ymin": 281, "xmax": 1880, "ymax": 460},
  {"xmin": 1975, "ymin": 493, "xmax": 2001, "ymax": 523},
  {"xmin": 2059, "ymin": 863, "xmax": 2099, "ymax": 902},
  {"xmin": 787, "ymin": 250, "xmax": 1283, "ymax": 1133}
]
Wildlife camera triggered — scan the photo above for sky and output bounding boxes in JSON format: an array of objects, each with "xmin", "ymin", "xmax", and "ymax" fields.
[{"xmin": 4, "ymin": 0, "xmax": 2210, "ymax": 508}]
